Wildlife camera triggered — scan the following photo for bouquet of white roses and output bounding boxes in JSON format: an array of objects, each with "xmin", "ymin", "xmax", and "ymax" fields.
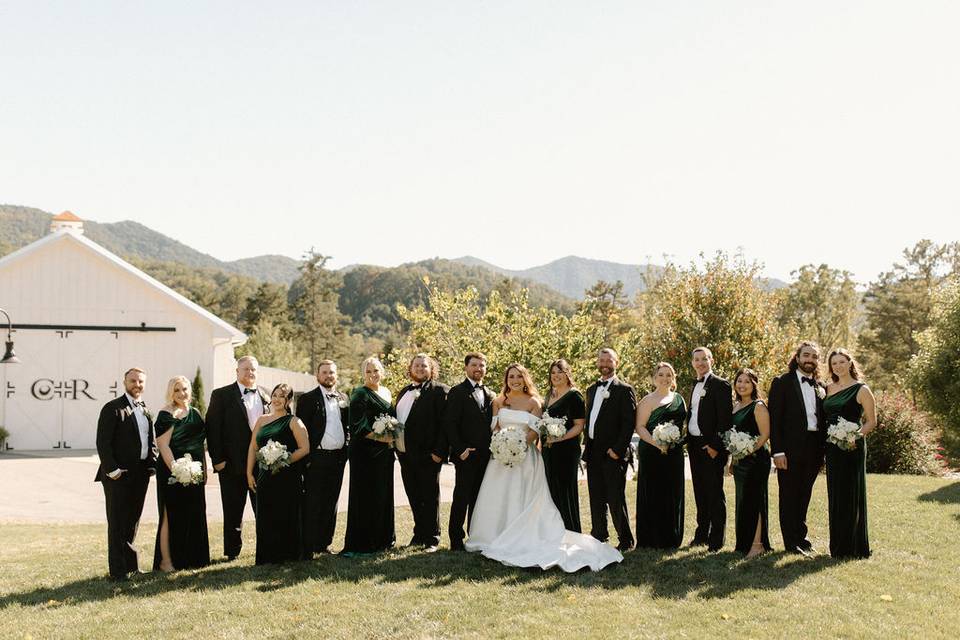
[
  {"xmin": 371, "ymin": 414, "xmax": 405, "ymax": 451},
  {"xmin": 723, "ymin": 428, "xmax": 758, "ymax": 463},
  {"xmin": 827, "ymin": 418, "xmax": 862, "ymax": 451},
  {"xmin": 650, "ymin": 422, "xmax": 682, "ymax": 450},
  {"xmin": 168, "ymin": 453, "xmax": 204, "ymax": 486},
  {"xmin": 537, "ymin": 415, "xmax": 567, "ymax": 440},
  {"xmin": 490, "ymin": 427, "xmax": 528, "ymax": 468},
  {"xmin": 257, "ymin": 439, "xmax": 291, "ymax": 474}
]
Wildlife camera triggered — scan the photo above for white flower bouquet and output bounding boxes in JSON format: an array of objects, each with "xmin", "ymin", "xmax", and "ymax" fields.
[
  {"xmin": 490, "ymin": 427, "xmax": 528, "ymax": 468},
  {"xmin": 257, "ymin": 439, "xmax": 291, "ymax": 474},
  {"xmin": 537, "ymin": 415, "xmax": 567, "ymax": 440},
  {"xmin": 651, "ymin": 422, "xmax": 682, "ymax": 451},
  {"xmin": 372, "ymin": 414, "xmax": 405, "ymax": 452},
  {"xmin": 168, "ymin": 453, "xmax": 204, "ymax": 486},
  {"xmin": 723, "ymin": 428, "xmax": 758, "ymax": 463},
  {"xmin": 827, "ymin": 418, "xmax": 862, "ymax": 451}
]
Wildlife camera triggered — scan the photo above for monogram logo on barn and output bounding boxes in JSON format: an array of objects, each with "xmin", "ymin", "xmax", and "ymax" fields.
[{"xmin": 29, "ymin": 379, "xmax": 96, "ymax": 401}]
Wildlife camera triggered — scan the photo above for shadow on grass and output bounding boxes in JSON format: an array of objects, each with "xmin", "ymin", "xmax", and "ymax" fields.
[
  {"xmin": 0, "ymin": 544, "xmax": 834, "ymax": 609},
  {"xmin": 917, "ymin": 482, "xmax": 960, "ymax": 505}
]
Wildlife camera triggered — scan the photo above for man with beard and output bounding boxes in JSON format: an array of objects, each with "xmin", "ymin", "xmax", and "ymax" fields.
[
  {"xmin": 394, "ymin": 354, "xmax": 449, "ymax": 551},
  {"xmin": 583, "ymin": 348, "xmax": 636, "ymax": 551},
  {"xmin": 297, "ymin": 360, "xmax": 350, "ymax": 556},
  {"xmin": 769, "ymin": 341, "xmax": 826, "ymax": 555}
]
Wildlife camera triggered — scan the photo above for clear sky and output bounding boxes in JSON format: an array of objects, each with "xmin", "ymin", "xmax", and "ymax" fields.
[{"xmin": 2, "ymin": 1, "xmax": 958, "ymax": 282}]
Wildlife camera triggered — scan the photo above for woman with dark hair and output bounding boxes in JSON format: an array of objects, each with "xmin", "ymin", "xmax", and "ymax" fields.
[
  {"xmin": 343, "ymin": 356, "xmax": 397, "ymax": 555},
  {"xmin": 824, "ymin": 348, "xmax": 876, "ymax": 559},
  {"xmin": 246, "ymin": 383, "xmax": 310, "ymax": 565},
  {"xmin": 730, "ymin": 368, "xmax": 772, "ymax": 557},
  {"xmin": 541, "ymin": 359, "xmax": 586, "ymax": 532},
  {"xmin": 634, "ymin": 362, "xmax": 687, "ymax": 549}
]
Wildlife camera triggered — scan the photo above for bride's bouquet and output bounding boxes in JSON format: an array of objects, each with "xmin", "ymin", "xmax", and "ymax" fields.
[
  {"xmin": 650, "ymin": 422, "xmax": 682, "ymax": 451},
  {"xmin": 490, "ymin": 428, "xmax": 528, "ymax": 468},
  {"xmin": 257, "ymin": 439, "xmax": 291, "ymax": 474},
  {"xmin": 827, "ymin": 418, "xmax": 862, "ymax": 451},
  {"xmin": 536, "ymin": 415, "xmax": 567, "ymax": 440},
  {"xmin": 168, "ymin": 453, "xmax": 204, "ymax": 486},
  {"xmin": 723, "ymin": 428, "xmax": 758, "ymax": 463},
  {"xmin": 372, "ymin": 414, "xmax": 405, "ymax": 452}
]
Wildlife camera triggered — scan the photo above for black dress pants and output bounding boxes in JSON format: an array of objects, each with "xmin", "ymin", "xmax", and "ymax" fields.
[
  {"xmin": 302, "ymin": 447, "xmax": 347, "ymax": 555},
  {"xmin": 688, "ymin": 436, "xmax": 728, "ymax": 549},
  {"xmin": 586, "ymin": 453, "xmax": 633, "ymax": 549},
  {"xmin": 777, "ymin": 431, "xmax": 823, "ymax": 551},
  {"xmin": 448, "ymin": 451, "xmax": 489, "ymax": 547},
  {"xmin": 398, "ymin": 451, "xmax": 442, "ymax": 546},
  {"xmin": 101, "ymin": 465, "xmax": 150, "ymax": 578},
  {"xmin": 218, "ymin": 467, "xmax": 257, "ymax": 558}
]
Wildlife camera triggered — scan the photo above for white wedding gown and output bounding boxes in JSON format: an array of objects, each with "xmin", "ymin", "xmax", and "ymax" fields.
[{"xmin": 464, "ymin": 408, "xmax": 623, "ymax": 572}]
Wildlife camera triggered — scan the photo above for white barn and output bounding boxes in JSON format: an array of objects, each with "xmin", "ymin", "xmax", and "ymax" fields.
[{"xmin": 0, "ymin": 212, "xmax": 314, "ymax": 451}]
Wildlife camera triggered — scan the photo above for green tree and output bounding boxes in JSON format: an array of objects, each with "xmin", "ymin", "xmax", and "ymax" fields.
[
  {"xmin": 777, "ymin": 264, "xmax": 859, "ymax": 351},
  {"xmin": 578, "ymin": 280, "xmax": 632, "ymax": 344},
  {"xmin": 860, "ymin": 240, "xmax": 959, "ymax": 389},
  {"xmin": 289, "ymin": 249, "xmax": 353, "ymax": 372},
  {"xmin": 235, "ymin": 318, "xmax": 309, "ymax": 372},
  {"xmin": 242, "ymin": 282, "xmax": 293, "ymax": 336},
  {"xmin": 190, "ymin": 366, "xmax": 206, "ymax": 416}
]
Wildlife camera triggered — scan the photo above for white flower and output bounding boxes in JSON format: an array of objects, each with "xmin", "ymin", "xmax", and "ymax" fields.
[
  {"xmin": 257, "ymin": 439, "xmax": 291, "ymax": 474},
  {"xmin": 651, "ymin": 422, "xmax": 682, "ymax": 449},
  {"xmin": 168, "ymin": 453, "xmax": 204, "ymax": 486},
  {"xmin": 723, "ymin": 428, "xmax": 758, "ymax": 463},
  {"xmin": 413, "ymin": 390, "xmax": 421, "ymax": 400},
  {"xmin": 338, "ymin": 399, "xmax": 348, "ymax": 409},
  {"xmin": 602, "ymin": 389, "xmax": 610, "ymax": 399},
  {"xmin": 371, "ymin": 414, "xmax": 404, "ymax": 447},
  {"xmin": 827, "ymin": 418, "xmax": 862, "ymax": 451},
  {"xmin": 490, "ymin": 427, "xmax": 528, "ymax": 467},
  {"xmin": 536, "ymin": 415, "xmax": 567, "ymax": 439}
]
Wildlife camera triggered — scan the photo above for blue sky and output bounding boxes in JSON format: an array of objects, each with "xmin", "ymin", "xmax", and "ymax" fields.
[{"xmin": 2, "ymin": 1, "xmax": 957, "ymax": 281}]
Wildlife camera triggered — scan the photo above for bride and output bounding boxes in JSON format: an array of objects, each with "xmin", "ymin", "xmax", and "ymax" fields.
[{"xmin": 465, "ymin": 363, "xmax": 623, "ymax": 572}]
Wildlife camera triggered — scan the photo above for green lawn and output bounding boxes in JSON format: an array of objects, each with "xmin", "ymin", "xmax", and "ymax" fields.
[{"xmin": 2, "ymin": 474, "xmax": 959, "ymax": 639}]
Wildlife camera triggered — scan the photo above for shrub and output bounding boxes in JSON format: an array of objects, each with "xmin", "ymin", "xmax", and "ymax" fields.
[{"xmin": 868, "ymin": 390, "xmax": 946, "ymax": 475}]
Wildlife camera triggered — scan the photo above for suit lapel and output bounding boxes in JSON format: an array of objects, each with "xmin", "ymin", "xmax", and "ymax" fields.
[{"xmin": 791, "ymin": 374, "xmax": 806, "ymax": 414}]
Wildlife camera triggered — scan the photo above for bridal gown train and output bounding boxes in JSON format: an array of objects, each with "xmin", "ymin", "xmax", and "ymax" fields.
[{"xmin": 464, "ymin": 408, "xmax": 623, "ymax": 572}]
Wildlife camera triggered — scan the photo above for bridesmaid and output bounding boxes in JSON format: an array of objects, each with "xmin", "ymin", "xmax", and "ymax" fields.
[
  {"xmin": 541, "ymin": 359, "xmax": 586, "ymax": 532},
  {"xmin": 246, "ymin": 383, "xmax": 310, "ymax": 565},
  {"xmin": 342, "ymin": 356, "xmax": 397, "ymax": 555},
  {"xmin": 633, "ymin": 362, "xmax": 687, "ymax": 549},
  {"xmin": 824, "ymin": 348, "xmax": 876, "ymax": 559},
  {"xmin": 729, "ymin": 368, "xmax": 772, "ymax": 558},
  {"xmin": 153, "ymin": 375, "xmax": 210, "ymax": 571}
]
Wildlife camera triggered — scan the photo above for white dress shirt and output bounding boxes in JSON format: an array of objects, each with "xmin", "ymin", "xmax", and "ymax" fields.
[
  {"xmin": 588, "ymin": 378, "xmax": 614, "ymax": 439},
  {"xmin": 687, "ymin": 372, "xmax": 711, "ymax": 437},
  {"xmin": 396, "ymin": 386, "xmax": 420, "ymax": 426},
  {"xmin": 319, "ymin": 390, "xmax": 346, "ymax": 450},
  {"xmin": 470, "ymin": 380, "xmax": 486, "ymax": 409},
  {"xmin": 796, "ymin": 370, "xmax": 819, "ymax": 431},
  {"xmin": 239, "ymin": 382, "xmax": 263, "ymax": 430}
]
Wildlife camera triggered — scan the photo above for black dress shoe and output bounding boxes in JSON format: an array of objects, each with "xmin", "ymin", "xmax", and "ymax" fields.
[
  {"xmin": 449, "ymin": 542, "xmax": 466, "ymax": 552},
  {"xmin": 616, "ymin": 543, "xmax": 634, "ymax": 552},
  {"xmin": 688, "ymin": 539, "xmax": 708, "ymax": 547}
]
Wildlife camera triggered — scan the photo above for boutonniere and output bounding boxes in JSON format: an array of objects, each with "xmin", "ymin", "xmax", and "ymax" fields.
[
  {"xmin": 338, "ymin": 398, "xmax": 348, "ymax": 409},
  {"xmin": 602, "ymin": 389, "xmax": 611, "ymax": 399},
  {"xmin": 413, "ymin": 389, "xmax": 421, "ymax": 400},
  {"xmin": 816, "ymin": 386, "xmax": 825, "ymax": 400},
  {"xmin": 143, "ymin": 407, "xmax": 152, "ymax": 421},
  {"xmin": 700, "ymin": 387, "xmax": 708, "ymax": 398}
]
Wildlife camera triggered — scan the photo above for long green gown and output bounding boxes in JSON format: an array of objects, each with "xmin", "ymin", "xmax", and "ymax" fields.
[
  {"xmin": 635, "ymin": 393, "xmax": 687, "ymax": 549},
  {"xmin": 153, "ymin": 407, "xmax": 210, "ymax": 570},
  {"xmin": 255, "ymin": 414, "xmax": 303, "ymax": 565},
  {"xmin": 342, "ymin": 386, "xmax": 396, "ymax": 554},
  {"xmin": 731, "ymin": 401, "xmax": 772, "ymax": 554},
  {"xmin": 824, "ymin": 383, "xmax": 870, "ymax": 559},
  {"xmin": 541, "ymin": 389, "xmax": 586, "ymax": 532}
]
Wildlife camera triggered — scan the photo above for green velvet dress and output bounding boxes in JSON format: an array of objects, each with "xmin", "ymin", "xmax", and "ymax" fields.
[
  {"xmin": 342, "ymin": 386, "xmax": 396, "ymax": 554},
  {"xmin": 255, "ymin": 414, "xmax": 303, "ymax": 565},
  {"xmin": 541, "ymin": 389, "xmax": 586, "ymax": 533},
  {"xmin": 153, "ymin": 408, "xmax": 210, "ymax": 570},
  {"xmin": 824, "ymin": 383, "xmax": 870, "ymax": 559},
  {"xmin": 635, "ymin": 393, "xmax": 687, "ymax": 549},
  {"xmin": 731, "ymin": 401, "xmax": 772, "ymax": 554}
]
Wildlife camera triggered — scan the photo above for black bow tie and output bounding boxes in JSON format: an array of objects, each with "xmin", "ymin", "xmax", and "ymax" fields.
[
  {"xmin": 243, "ymin": 387, "xmax": 256, "ymax": 395},
  {"xmin": 696, "ymin": 377, "xmax": 706, "ymax": 384},
  {"xmin": 597, "ymin": 380, "xmax": 609, "ymax": 388},
  {"xmin": 411, "ymin": 384, "xmax": 423, "ymax": 390},
  {"xmin": 474, "ymin": 384, "xmax": 484, "ymax": 391},
  {"xmin": 133, "ymin": 400, "xmax": 145, "ymax": 408},
  {"xmin": 802, "ymin": 377, "xmax": 816, "ymax": 387},
  {"xmin": 325, "ymin": 393, "xmax": 340, "ymax": 400}
]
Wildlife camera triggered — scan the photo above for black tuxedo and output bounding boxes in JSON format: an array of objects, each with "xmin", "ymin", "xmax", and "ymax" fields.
[
  {"xmin": 94, "ymin": 395, "xmax": 156, "ymax": 578},
  {"xmin": 444, "ymin": 378, "xmax": 494, "ymax": 548},
  {"xmin": 686, "ymin": 372, "xmax": 733, "ymax": 549},
  {"xmin": 768, "ymin": 370, "xmax": 826, "ymax": 551},
  {"xmin": 395, "ymin": 379, "xmax": 449, "ymax": 546},
  {"xmin": 206, "ymin": 382, "xmax": 269, "ymax": 558},
  {"xmin": 296, "ymin": 385, "xmax": 350, "ymax": 555},
  {"xmin": 583, "ymin": 377, "xmax": 636, "ymax": 550}
]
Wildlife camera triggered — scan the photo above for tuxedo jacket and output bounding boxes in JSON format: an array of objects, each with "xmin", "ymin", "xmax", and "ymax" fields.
[
  {"xmin": 94, "ymin": 395, "xmax": 157, "ymax": 482},
  {"xmin": 686, "ymin": 373, "xmax": 734, "ymax": 451},
  {"xmin": 583, "ymin": 378, "xmax": 637, "ymax": 461},
  {"xmin": 395, "ymin": 380, "xmax": 450, "ymax": 462},
  {"xmin": 768, "ymin": 370, "xmax": 826, "ymax": 458},
  {"xmin": 206, "ymin": 382, "xmax": 270, "ymax": 474},
  {"xmin": 444, "ymin": 378, "xmax": 494, "ymax": 458},
  {"xmin": 296, "ymin": 386, "xmax": 350, "ymax": 451}
]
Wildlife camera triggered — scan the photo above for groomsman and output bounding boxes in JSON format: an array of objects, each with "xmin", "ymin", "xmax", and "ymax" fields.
[
  {"xmin": 207, "ymin": 355, "xmax": 269, "ymax": 560},
  {"xmin": 686, "ymin": 347, "xmax": 733, "ymax": 551},
  {"xmin": 445, "ymin": 352, "xmax": 494, "ymax": 551},
  {"xmin": 297, "ymin": 359, "xmax": 349, "ymax": 556},
  {"xmin": 94, "ymin": 367, "xmax": 156, "ymax": 580},
  {"xmin": 583, "ymin": 348, "xmax": 636, "ymax": 552},
  {"xmin": 395, "ymin": 354, "xmax": 449, "ymax": 550},
  {"xmin": 769, "ymin": 341, "xmax": 826, "ymax": 555}
]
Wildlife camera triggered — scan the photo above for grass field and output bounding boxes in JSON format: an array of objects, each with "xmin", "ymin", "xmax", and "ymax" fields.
[{"xmin": 2, "ymin": 474, "xmax": 959, "ymax": 639}]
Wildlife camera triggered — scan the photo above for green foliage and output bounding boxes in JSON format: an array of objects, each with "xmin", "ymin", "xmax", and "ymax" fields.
[
  {"xmin": 578, "ymin": 280, "xmax": 633, "ymax": 344},
  {"xmin": 868, "ymin": 390, "xmax": 946, "ymax": 475},
  {"xmin": 242, "ymin": 282, "xmax": 294, "ymax": 335},
  {"xmin": 632, "ymin": 253, "xmax": 796, "ymax": 394},
  {"xmin": 289, "ymin": 250, "xmax": 355, "ymax": 373},
  {"xmin": 235, "ymin": 319, "xmax": 309, "ymax": 372},
  {"xmin": 190, "ymin": 366, "xmax": 206, "ymax": 416},
  {"xmin": 777, "ymin": 264, "xmax": 859, "ymax": 351}
]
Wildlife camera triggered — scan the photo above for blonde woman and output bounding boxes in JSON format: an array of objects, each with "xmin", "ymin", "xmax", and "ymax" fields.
[{"xmin": 153, "ymin": 376, "xmax": 209, "ymax": 571}]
